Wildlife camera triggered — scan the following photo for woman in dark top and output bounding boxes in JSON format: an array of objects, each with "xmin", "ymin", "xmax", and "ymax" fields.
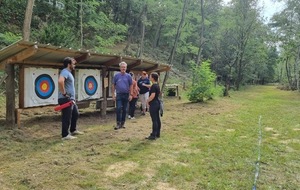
[{"xmin": 146, "ymin": 72, "xmax": 161, "ymax": 140}]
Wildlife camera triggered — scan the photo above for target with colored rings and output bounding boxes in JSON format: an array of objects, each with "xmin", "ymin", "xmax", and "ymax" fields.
[
  {"xmin": 84, "ymin": 76, "xmax": 98, "ymax": 96},
  {"xmin": 34, "ymin": 74, "xmax": 55, "ymax": 99}
]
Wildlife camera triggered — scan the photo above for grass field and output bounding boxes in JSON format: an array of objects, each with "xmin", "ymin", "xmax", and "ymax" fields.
[{"xmin": 0, "ymin": 85, "xmax": 300, "ymax": 189}]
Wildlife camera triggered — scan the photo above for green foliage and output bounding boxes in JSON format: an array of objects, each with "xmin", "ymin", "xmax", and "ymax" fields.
[
  {"xmin": 0, "ymin": 32, "xmax": 22, "ymax": 47},
  {"xmin": 188, "ymin": 60, "xmax": 221, "ymax": 102},
  {"xmin": 32, "ymin": 22, "xmax": 79, "ymax": 47}
]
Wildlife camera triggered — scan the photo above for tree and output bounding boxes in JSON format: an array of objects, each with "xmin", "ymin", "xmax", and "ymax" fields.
[{"xmin": 188, "ymin": 60, "xmax": 220, "ymax": 102}]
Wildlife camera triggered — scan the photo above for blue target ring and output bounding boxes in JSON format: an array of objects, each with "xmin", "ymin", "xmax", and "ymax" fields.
[
  {"xmin": 34, "ymin": 74, "xmax": 55, "ymax": 99},
  {"xmin": 84, "ymin": 76, "xmax": 98, "ymax": 96}
]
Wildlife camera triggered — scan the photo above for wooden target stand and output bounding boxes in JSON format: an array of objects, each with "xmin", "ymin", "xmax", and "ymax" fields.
[
  {"xmin": 15, "ymin": 66, "xmax": 111, "ymax": 128},
  {"xmin": 1, "ymin": 41, "xmax": 171, "ymax": 128}
]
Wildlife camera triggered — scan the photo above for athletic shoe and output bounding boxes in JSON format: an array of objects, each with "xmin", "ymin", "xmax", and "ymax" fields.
[
  {"xmin": 71, "ymin": 130, "xmax": 84, "ymax": 135},
  {"xmin": 62, "ymin": 134, "xmax": 77, "ymax": 140},
  {"xmin": 145, "ymin": 136, "xmax": 156, "ymax": 140},
  {"xmin": 128, "ymin": 115, "xmax": 131, "ymax": 119},
  {"xmin": 130, "ymin": 117, "xmax": 135, "ymax": 120},
  {"xmin": 114, "ymin": 123, "xmax": 121, "ymax": 130}
]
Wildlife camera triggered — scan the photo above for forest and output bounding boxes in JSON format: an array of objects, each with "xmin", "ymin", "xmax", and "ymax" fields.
[{"xmin": 0, "ymin": 0, "xmax": 300, "ymax": 93}]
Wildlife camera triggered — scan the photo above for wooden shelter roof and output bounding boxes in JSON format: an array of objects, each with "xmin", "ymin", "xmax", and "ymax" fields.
[{"xmin": 0, "ymin": 40, "xmax": 171, "ymax": 72}]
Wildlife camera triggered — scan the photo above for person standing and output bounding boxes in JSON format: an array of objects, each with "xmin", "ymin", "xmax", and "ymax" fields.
[
  {"xmin": 146, "ymin": 72, "xmax": 161, "ymax": 140},
  {"xmin": 112, "ymin": 62, "xmax": 133, "ymax": 130},
  {"xmin": 137, "ymin": 71, "xmax": 150, "ymax": 115},
  {"xmin": 128, "ymin": 72, "xmax": 139, "ymax": 119},
  {"xmin": 58, "ymin": 57, "xmax": 83, "ymax": 140}
]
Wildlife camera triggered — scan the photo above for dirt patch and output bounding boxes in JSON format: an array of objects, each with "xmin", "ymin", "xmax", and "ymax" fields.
[{"xmin": 105, "ymin": 161, "xmax": 139, "ymax": 178}]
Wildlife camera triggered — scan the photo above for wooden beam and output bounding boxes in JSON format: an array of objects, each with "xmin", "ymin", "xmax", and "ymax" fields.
[
  {"xmin": 75, "ymin": 52, "xmax": 90, "ymax": 63},
  {"xmin": 5, "ymin": 64, "xmax": 15, "ymax": 128},
  {"xmin": 127, "ymin": 59, "xmax": 142, "ymax": 70},
  {"xmin": 5, "ymin": 45, "xmax": 38, "ymax": 64},
  {"xmin": 103, "ymin": 57, "xmax": 121, "ymax": 67},
  {"xmin": 145, "ymin": 64, "xmax": 159, "ymax": 72}
]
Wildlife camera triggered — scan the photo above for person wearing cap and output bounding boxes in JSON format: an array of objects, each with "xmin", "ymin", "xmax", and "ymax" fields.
[
  {"xmin": 58, "ymin": 57, "xmax": 83, "ymax": 140},
  {"xmin": 128, "ymin": 72, "xmax": 139, "ymax": 119},
  {"xmin": 137, "ymin": 71, "xmax": 151, "ymax": 115},
  {"xmin": 112, "ymin": 62, "xmax": 133, "ymax": 129}
]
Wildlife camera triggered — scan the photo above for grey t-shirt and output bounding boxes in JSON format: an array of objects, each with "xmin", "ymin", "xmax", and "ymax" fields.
[{"xmin": 58, "ymin": 68, "xmax": 75, "ymax": 100}]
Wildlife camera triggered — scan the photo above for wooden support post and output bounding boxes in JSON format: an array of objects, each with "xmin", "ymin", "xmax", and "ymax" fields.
[
  {"xmin": 5, "ymin": 64, "xmax": 15, "ymax": 128},
  {"xmin": 101, "ymin": 67, "xmax": 108, "ymax": 117}
]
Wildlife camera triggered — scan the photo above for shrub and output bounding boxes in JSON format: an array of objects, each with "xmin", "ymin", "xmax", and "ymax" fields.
[{"xmin": 188, "ymin": 60, "xmax": 222, "ymax": 102}]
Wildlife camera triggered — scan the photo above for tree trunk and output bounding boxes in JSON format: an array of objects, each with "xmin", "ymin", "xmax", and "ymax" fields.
[
  {"xmin": 138, "ymin": 5, "xmax": 147, "ymax": 58},
  {"xmin": 124, "ymin": 7, "xmax": 145, "ymax": 53},
  {"xmin": 123, "ymin": 0, "xmax": 131, "ymax": 25},
  {"xmin": 152, "ymin": 20, "xmax": 163, "ymax": 48},
  {"xmin": 296, "ymin": 46, "xmax": 300, "ymax": 91},
  {"xmin": 79, "ymin": 0, "xmax": 83, "ymax": 48},
  {"xmin": 162, "ymin": 0, "xmax": 189, "ymax": 93},
  {"xmin": 23, "ymin": 0, "xmax": 35, "ymax": 41},
  {"xmin": 285, "ymin": 56, "xmax": 292, "ymax": 89},
  {"xmin": 196, "ymin": 0, "xmax": 205, "ymax": 65}
]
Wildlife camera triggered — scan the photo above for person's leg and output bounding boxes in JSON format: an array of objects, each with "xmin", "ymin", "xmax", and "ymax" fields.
[
  {"xmin": 128, "ymin": 100, "xmax": 134, "ymax": 118},
  {"xmin": 145, "ymin": 92, "xmax": 149, "ymax": 112},
  {"xmin": 130, "ymin": 98, "xmax": 138, "ymax": 117},
  {"xmin": 115, "ymin": 94, "xmax": 122, "ymax": 129},
  {"xmin": 70, "ymin": 104, "xmax": 79, "ymax": 133},
  {"xmin": 140, "ymin": 94, "xmax": 146, "ymax": 115},
  {"xmin": 121, "ymin": 93, "xmax": 129, "ymax": 127},
  {"xmin": 149, "ymin": 103, "xmax": 159, "ymax": 138},
  {"xmin": 156, "ymin": 108, "xmax": 161, "ymax": 138},
  {"xmin": 58, "ymin": 98, "xmax": 72, "ymax": 137}
]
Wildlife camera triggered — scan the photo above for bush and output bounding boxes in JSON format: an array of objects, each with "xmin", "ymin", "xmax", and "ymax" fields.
[{"xmin": 188, "ymin": 60, "xmax": 222, "ymax": 102}]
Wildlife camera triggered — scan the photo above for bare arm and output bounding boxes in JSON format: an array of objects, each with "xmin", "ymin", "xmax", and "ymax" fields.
[{"xmin": 58, "ymin": 76, "xmax": 66, "ymax": 95}]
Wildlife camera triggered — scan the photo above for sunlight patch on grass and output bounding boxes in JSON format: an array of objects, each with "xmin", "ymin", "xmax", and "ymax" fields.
[{"xmin": 105, "ymin": 161, "xmax": 139, "ymax": 178}]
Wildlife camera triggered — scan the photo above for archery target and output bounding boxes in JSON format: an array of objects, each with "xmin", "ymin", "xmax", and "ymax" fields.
[
  {"xmin": 77, "ymin": 69, "xmax": 102, "ymax": 101},
  {"xmin": 35, "ymin": 74, "xmax": 55, "ymax": 99},
  {"xmin": 24, "ymin": 68, "xmax": 58, "ymax": 107},
  {"xmin": 84, "ymin": 76, "xmax": 98, "ymax": 96}
]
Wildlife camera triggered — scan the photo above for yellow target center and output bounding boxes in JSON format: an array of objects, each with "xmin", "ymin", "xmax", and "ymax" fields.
[{"xmin": 42, "ymin": 83, "xmax": 48, "ymax": 91}]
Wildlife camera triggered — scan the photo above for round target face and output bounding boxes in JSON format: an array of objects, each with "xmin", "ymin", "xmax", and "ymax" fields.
[
  {"xmin": 84, "ymin": 76, "xmax": 98, "ymax": 96},
  {"xmin": 34, "ymin": 74, "xmax": 55, "ymax": 99}
]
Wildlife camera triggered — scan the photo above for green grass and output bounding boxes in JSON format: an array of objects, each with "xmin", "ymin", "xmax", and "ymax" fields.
[{"xmin": 0, "ymin": 85, "xmax": 300, "ymax": 189}]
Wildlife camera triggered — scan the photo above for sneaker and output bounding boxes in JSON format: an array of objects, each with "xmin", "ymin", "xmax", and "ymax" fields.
[
  {"xmin": 114, "ymin": 123, "xmax": 121, "ymax": 130},
  {"xmin": 145, "ymin": 136, "xmax": 156, "ymax": 140},
  {"xmin": 128, "ymin": 115, "xmax": 131, "ymax": 119},
  {"xmin": 62, "ymin": 134, "xmax": 77, "ymax": 140},
  {"xmin": 71, "ymin": 130, "xmax": 84, "ymax": 135},
  {"xmin": 130, "ymin": 117, "xmax": 135, "ymax": 120}
]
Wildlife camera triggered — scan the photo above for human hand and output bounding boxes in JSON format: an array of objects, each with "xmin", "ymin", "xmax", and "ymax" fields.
[{"xmin": 128, "ymin": 95, "xmax": 133, "ymax": 101}]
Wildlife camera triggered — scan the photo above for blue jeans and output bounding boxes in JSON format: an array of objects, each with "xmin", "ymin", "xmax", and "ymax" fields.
[{"xmin": 116, "ymin": 93, "xmax": 129, "ymax": 123}]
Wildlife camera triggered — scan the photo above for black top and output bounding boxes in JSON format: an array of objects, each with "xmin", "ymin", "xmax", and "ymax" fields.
[
  {"xmin": 137, "ymin": 77, "xmax": 150, "ymax": 94},
  {"xmin": 149, "ymin": 83, "xmax": 160, "ymax": 104}
]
